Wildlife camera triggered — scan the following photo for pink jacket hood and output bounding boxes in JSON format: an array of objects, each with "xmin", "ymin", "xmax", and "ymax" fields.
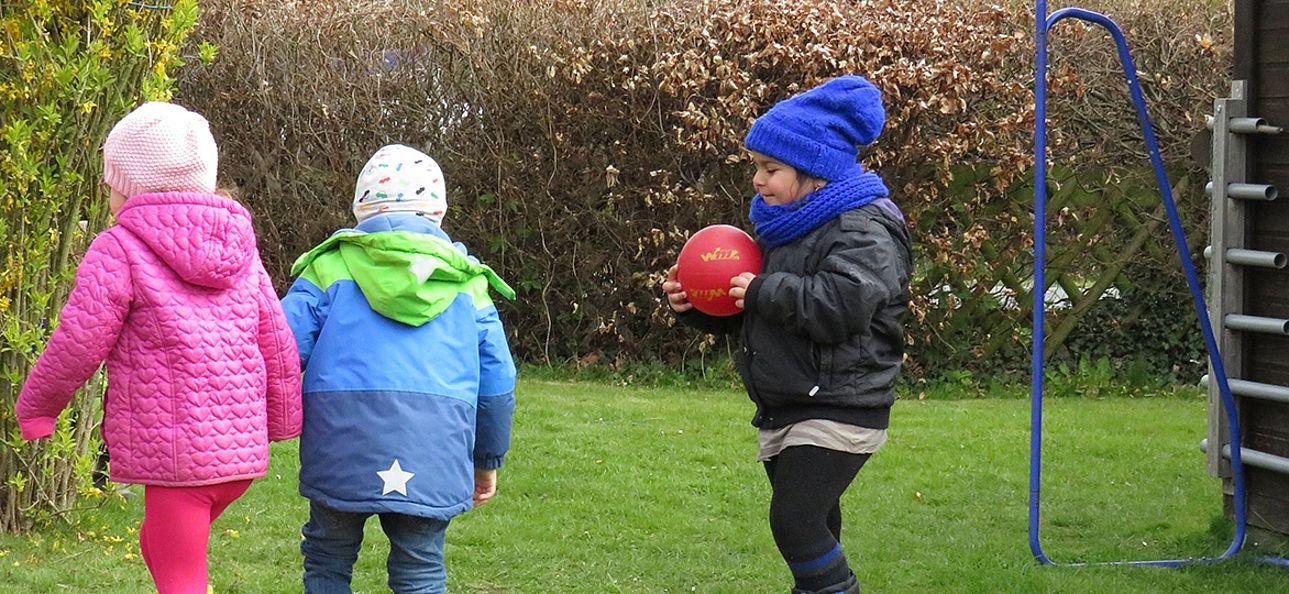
[{"xmin": 115, "ymin": 192, "xmax": 255, "ymax": 289}]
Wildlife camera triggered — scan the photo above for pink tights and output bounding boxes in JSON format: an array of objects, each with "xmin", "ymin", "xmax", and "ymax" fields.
[{"xmin": 139, "ymin": 479, "xmax": 253, "ymax": 594}]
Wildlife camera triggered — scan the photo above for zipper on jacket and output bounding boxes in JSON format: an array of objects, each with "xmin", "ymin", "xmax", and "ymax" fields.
[
  {"xmin": 812, "ymin": 342, "xmax": 828, "ymax": 396},
  {"xmin": 743, "ymin": 344, "xmax": 767, "ymax": 425}
]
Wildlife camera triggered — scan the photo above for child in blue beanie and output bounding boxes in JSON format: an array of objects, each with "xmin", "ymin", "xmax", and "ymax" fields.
[{"xmin": 663, "ymin": 75, "xmax": 913, "ymax": 594}]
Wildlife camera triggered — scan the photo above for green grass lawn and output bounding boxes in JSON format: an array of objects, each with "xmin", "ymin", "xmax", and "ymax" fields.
[{"xmin": 1, "ymin": 379, "xmax": 1286, "ymax": 593}]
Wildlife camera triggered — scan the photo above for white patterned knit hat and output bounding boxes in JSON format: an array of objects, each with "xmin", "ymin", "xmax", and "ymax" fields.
[{"xmin": 352, "ymin": 144, "xmax": 447, "ymax": 225}]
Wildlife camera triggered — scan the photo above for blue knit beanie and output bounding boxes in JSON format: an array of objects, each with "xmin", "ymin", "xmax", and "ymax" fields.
[{"xmin": 744, "ymin": 75, "xmax": 885, "ymax": 181}]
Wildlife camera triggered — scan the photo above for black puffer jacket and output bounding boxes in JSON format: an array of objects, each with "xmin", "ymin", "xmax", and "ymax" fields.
[{"xmin": 679, "ymin": 201, "xmax": 913, "ymax": 430}]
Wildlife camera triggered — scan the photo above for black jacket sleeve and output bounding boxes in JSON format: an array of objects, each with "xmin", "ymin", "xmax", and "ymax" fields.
[{"xmin": 745, "ymin": 216, "xmax": 908, "ymax": 345}]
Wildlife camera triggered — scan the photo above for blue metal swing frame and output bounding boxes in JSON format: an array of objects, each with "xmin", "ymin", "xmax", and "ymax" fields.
[{"xmin": 1029, "ymin": 1, "xmax": 1289, "ymax": 568}]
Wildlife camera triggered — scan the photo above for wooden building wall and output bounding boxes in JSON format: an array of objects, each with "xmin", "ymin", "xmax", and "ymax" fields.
[{"xmin": 1234, "ymin": 0, "xmax": 1289, "ymax": 536}]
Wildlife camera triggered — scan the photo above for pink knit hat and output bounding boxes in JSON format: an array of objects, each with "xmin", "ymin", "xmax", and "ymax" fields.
[{"xmin": 102, "ymin": 102, "xmax": 218, "ymax": 198}]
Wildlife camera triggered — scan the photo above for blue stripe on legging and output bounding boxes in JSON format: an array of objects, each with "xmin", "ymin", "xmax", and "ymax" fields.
[{"xmin": 787, "ymin": 543, "xmax": 842, "ymax": 572}]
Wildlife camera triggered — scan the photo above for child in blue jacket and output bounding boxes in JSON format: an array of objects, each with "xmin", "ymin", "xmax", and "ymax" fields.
[{"xmin": 282, "ymin": 144, "xmax": 517, "ymax": 594}]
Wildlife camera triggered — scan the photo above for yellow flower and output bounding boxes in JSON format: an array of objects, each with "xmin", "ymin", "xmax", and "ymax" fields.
[{"xmin": 80, "ymin": 101, "xmax": 96, "ymax": 114}]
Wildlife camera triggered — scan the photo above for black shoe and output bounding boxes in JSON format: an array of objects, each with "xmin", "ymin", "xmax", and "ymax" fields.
[{"xmin": 792, "ymin": 573, "xmax": 859, "ymax": 594}]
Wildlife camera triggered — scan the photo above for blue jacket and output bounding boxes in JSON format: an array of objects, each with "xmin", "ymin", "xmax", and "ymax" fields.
[{"xmin": 282, "ymin": 213, "xmax": 517, "ymax": 519}]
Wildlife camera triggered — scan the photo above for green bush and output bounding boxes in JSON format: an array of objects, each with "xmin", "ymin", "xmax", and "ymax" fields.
[{"xmin": 0, "ymin": 0, "xmax": 199, "ymax": 532}]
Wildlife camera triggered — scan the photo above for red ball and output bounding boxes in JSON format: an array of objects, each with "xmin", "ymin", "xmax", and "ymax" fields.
[{"xmin": 676, "ymin": 225, "xmax": 763, "ymax": 317}]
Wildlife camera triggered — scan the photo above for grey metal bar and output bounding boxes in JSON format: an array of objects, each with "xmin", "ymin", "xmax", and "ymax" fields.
[
  {"xmin": 1225, "ymin": 314, "xmax": 1289, "ymax": 334},
  {"xmin": 1229, "ymin": 117, "xmax": 1284, "ymax": 135},
  {"xmin": 1205, "ymin": 181, "xmax": 1279, "ymax": 200},
  {"xmin": 1201, "ymin": 439, "xmax": 1289, "ymax": 476},
  {"xmin": 1200, "ymin": 374, "xmax": 1289, "ymax": 405},
  {"xmin": 1228, "ymin": 183, "xmax": 1278, "ymax": 200},
  {"xmin": 1202, "ymin": 246, "xmax": 1286, "ymax": 268},
  {"xmin": 1209, "ymin": 116, "xmax": 1284, "ymax": 135},
  {"xmin": 1228, "ymin": 117, "xmax": 1266, "ymax": 132},
  {"xmin": 1226, "ymin": 248, "xmax": 1287, "ymax": 269},
  {"xmin": 1205, "ymin": 86, "xmax": 1247, "ymax": 480}
]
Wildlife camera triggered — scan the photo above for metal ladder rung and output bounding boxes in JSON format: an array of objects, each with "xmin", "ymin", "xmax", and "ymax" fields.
[
  {"xmin": 1224, "ymin": 314, "xmax": 1289, "ymax": 335},
  {"xmin": 1206, "ymin": 116, "xmax": 1284, "ymax": 135},
  {"xmin": 1205, "ymin": 181, "xmax": 1279, "ymax": 201},
  {"xmin": 1201, "ymin": 439, "xmax": 1289, "ymax": 475},
  {"xmin": 1200, "ymin": 375, "xmax": 1289, "ymax": 405},
  {"xmin": 1203, "ymin": 246, "xmax": 1287, "ymax": 269}
]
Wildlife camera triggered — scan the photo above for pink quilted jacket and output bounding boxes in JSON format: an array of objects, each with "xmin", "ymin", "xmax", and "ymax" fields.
[{"xmin": 17, "ymin": 192, "xmax": 302, "ymax": 487}]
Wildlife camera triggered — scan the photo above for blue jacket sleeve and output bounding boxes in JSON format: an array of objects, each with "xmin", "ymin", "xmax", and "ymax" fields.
[
  {"xmin": 281, "ymin": 277, "xmax": 329, "ymax": 368},
  {"xmin": 474, "ymin": 305, "xmax": 516, "ymax": 469}
]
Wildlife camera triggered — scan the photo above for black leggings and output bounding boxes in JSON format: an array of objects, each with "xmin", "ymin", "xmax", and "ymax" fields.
[{"xmin": 763, "ymin": 445, "xmax": 870, "ymax": 590}]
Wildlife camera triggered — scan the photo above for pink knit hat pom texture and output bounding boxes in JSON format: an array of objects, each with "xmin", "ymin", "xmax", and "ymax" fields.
[{"xmin": 103, "ymin": 102, "xmax": 218, "ymax": 198}]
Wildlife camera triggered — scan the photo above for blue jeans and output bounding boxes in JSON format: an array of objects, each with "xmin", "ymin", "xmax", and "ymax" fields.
[{"xmin": 301, "ymin": 501, "xmax": 449, "ymax": 594}]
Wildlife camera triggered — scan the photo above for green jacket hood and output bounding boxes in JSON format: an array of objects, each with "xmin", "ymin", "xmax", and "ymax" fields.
[{"xmin": 291, "ymin": 230, "xmax": 515, "ymax": 326}]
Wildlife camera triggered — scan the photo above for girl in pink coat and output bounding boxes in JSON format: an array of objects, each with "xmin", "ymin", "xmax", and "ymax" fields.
[{"xmin": 16, "ymin": 102, "xmax": 302, "ymax": 594}]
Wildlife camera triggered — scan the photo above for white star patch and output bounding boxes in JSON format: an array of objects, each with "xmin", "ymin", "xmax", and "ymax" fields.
[
  {"xmin": 377, "ymin": 459, "xmax": 415, "ymax": 496},
  {"xmin": 409, "ymin": 257, "xmax": 437, "ymax": 283}
]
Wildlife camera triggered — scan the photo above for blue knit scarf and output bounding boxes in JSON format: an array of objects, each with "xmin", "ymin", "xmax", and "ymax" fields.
[{"xmin": 748, "ymin": 168, "xmax": 890, "ymax": 248}]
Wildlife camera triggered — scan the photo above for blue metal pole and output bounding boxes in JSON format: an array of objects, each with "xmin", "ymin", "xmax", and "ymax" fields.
[
  {"xmin": 1029, "ymin": 4, "xmax": 1289, "ymax": 568},
  {"xmin": 1028, "ymin": 0, "xmax": 1052, "ymax": 567}
]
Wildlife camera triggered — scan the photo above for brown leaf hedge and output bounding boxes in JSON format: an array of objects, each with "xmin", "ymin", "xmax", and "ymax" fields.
[{"xmin": 175, "ymin": 0, "xmax": 1231, "ymax": 378}]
